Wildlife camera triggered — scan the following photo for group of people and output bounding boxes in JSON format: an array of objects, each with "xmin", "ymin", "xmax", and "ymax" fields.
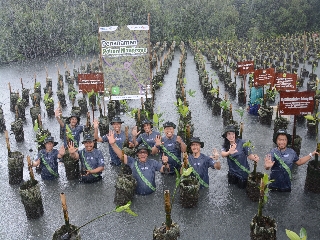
[{"xmin": 31, "ymin": 108, "xmax": 318, "ymax": 195}]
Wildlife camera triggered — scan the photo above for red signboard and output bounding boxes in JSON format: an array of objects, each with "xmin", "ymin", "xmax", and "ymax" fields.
[
  {"xmin": 237, "ymin": 61, "xmax": 254, "ymax": 75},
  {"xmin": 279, "ymin": 91, "xmax": 315, "ymax": 115},
  {"xmin": 78, "ymin": 73, "xmax": 104, "ymax": 93},
  {"xmin": 274, "ymin": 73, "xmax": 297, "ymax": 92},
  {"xmin": 253, "ymin": 68, "xmax": 275, "ymax": 86}
]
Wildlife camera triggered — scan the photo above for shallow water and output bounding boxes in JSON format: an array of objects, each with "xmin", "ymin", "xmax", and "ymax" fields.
[{"xmin": 0, "ymin": 51, "xmax": 319, "ymax": 240}]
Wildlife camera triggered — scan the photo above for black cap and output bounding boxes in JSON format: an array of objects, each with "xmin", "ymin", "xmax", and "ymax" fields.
[
  {"xmin": 44, "ymin": 136, "xmax": 58, "ymax": 146},
  {"xmin": 163, "ymin": 121, "xmax": 176, "ymax": 129},
  {"xmin": 189, "ymin": 137, "xmax": 204, "ymax": 148},
  {"xmin": 82, "ymin": 133, "xmax": 95, "ymax": 143},
  {"xmin": 222, "ymin": 125, "xmax": 239, "ymax": 138},
  {"xmin": 273, "ymin": 129, "xmax": 292, "ymax": 145},
  {"xmin": 110, "ymin": 116, "xmax": 124, "ymax": 124},
  {"xmin": 136, "ymin": 144, "xmax": 150, "ymax": 155},
  {"xmin": 141, "ymin": 119, "xmax": 153, "ymax": 127}
]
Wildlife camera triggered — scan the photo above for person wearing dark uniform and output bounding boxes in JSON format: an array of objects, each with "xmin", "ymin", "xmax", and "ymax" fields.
[
  {"xmin": 183, "ymin": 137, "xmax": 221, "ymax": 188},
  {"xmin": 221, "ymin": 125, "xmax": 259, "ymax": 188},
  {"xmin": 264, "ymin": 129, "xmax": 318, "ymax": 192},
  {"xmin": 32, "ymin": 136, "xmax": 65, "ymax": 180},
  {"xmin": 55, "ymin": 108, "xmax": 84, "ymax": 148},
  {"xmin": 132, "ymin": 119, "xmax": 160, "ymax": 155},
  {"xmin": 153, "ymin": 121, "xmax": 187, "ymax": 174},
  {"xmin": 106, "ymin": 130, "xmax": 169, "ymax": 195},
  {"xmin": 68, "ymin": 133, "xmax": 105, "ymax": 183},
  {"xmin": 94, "ymin": 116, "xmax": 130, "ymax": 166}
]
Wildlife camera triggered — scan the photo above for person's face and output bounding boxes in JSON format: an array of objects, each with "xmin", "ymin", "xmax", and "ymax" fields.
[
  {"xmin": 164, "ymin": 127, "xmax": 174, "ymax": 138},
  {"xmin": 69, "ymin": 117, "xmax": 78, "ymax": 127},
  {"xmin": 45, "ymin": 142, "xmax": 54, "ymax": 151},
  {"xmin": 84, "ymin": 141, "xmax": 94, "ymax": 151},
  {"xmin": 191, "ymin": 142, "xmax": 201, "ymax": 154},
  {"xmin": 226, "ymin": 131, "xmax": 236, "ymax": 143},
  {"xmin": 112, "ymin": 122, "xmax": 121, "ymax": 132},
  {"xmin": 143, "ymin": 123, "xmax": 152, "ymax": 133},
  {"xmin": 137, "ymin": 150, "xmax": 148, "ymax": 162},
  {"xmin": 276, "ymin": 134, "xmax": 288, "ymax": 150}
]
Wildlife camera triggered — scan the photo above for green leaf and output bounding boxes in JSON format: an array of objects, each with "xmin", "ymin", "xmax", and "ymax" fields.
[
  {"xmin": 182, "ymin": 167, "xmax": 193, "ymax": 177},
  {"xmin": 300, "ymin": 227, "xmax": 307, "ymax": 239},
  {"xmin": 174, "ymin": 168, "xmax": 181, "ymax": 188},
  {"xmin": 285, "ymin": 229, "xmax": 301, "ymax": 240},
  {"xmin": 33, "ymin": 120, "xmax": 39, "ymax": 132},
  {"xmin": 125, "ymin": 208, "xmax": 138, "ymax": 217},
  {"xmin": 153, "ymin": 113, "xmax": 159, "ymax": 124},
  {"xmin": 187, "ymin": 89, "xmax": 196, "ymax": 97},
  {"xmin": 304, "ymin": 115, "xmax": 315, "ymax": 121},
  {"xmin": 115, "ymin": 201, "xmax": 132, "ymax": 213}
]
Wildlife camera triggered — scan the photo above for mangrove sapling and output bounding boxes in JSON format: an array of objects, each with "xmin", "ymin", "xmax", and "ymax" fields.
[
  {"xmin": 285, "ymin": 227, "xmax": 307, "ymax": 240},
  {"xmin": 250, "ymin": 173, "xmax": 276, "ymax": 240},
  {"xmin": 56, "ymin": 201, "xmax": 137, "ymax": 240}
]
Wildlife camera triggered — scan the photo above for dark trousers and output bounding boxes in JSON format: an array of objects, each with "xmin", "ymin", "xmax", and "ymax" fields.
[{"xmin": 228, "ymin": 172, "xmax": 247, "ymax": 189}]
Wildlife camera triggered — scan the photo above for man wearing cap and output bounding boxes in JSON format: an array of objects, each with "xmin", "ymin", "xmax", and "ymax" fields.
[
  {"xmin": 131, "ymin": 119, "xmax": 160, "ymax": 154},
  {"xmin": 106, "ymin": 130, "xmax": 169, "ymax": 195},
  {"xmin": 55, "ymin": 108, "xmax": 85, "ymax": 148},
  {"xmin": 264, "ymin": 129, "xmax": 318, "ymax": 192},
  {"xmin": 32, "ymin": 136, "xmax": 65, "ymax": 180},
  {"xmin": 68, "ymin": 133, "xmax": 105, "ymax": 183},
  {"xmin": 221, "ymin": 125, "xmax": 259, "ymax": 188},
  {"xmin": 94, "ymin": 116, "xmax": 129, "ymax": 166},
  {"xmin": 153, "ymin": 121, "xmax": 187, "ymax": 174},
  {"xmin": 183, "ymin": 137, "xmax": 221, "ymax": 188}
]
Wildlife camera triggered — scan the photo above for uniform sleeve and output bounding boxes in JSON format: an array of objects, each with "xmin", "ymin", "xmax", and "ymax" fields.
[
  {"xmin": 79, "ymin": 125, "xmax": 84, "ymax": 133},
  {"xmin": 154, "ymin": 160, "xmax": 163, "ymax": 171},
  {"xmin": 292, "ymin": 150, "xmax": 299, "ymax": 163},
  {"xmin": 136, "ymin": 135, "xmax": 142, "ymax": 144},
  {"xmin": 96, "ymin": 150, "xmax": 105, "ymax": 167},
  {"xmin": 206, "ymin": 155, "xmax": 216, "ymax": 168},
  {"xmin": 101, "ymin": 135, "xmax": 109, "ymax": 143}
]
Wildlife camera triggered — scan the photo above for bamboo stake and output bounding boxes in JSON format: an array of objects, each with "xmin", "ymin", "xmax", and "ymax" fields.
[
  {"xmin": 60, "ymin": 193, "xmax": 70, "ymax": 231},
  {"xmin": 27, "ymin": 156, "xmax": 35, "ymax": 181},
  {"xmin": 5, "ymin": 130, "xmax": 10, "ymax": 154},
  {"xmin": 8, "ymin": 82, "xmax": 11, "ymax": 93},
  {"xmin": 164, "ymin": 190, "xmax": 172, "ymax": 230}
]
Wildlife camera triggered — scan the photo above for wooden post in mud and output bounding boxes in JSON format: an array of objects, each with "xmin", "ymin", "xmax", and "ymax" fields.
[{"xmin": 19, "ymin": 156, "xmax": 44, "ymax": 219}]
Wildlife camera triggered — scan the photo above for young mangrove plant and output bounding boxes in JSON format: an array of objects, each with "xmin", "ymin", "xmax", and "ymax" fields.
[{"xmin": 285, "ymin": 227, "xmax": 307, "ymax": 240}]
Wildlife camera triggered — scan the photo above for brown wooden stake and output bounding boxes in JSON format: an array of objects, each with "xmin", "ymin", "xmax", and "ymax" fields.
[
  {"xmin": 5, "ymin": 130, "xmax": 10, "ymax": 154},
  {"xmin": 27, "ymin": 156, "xmax": 35, "ymax": 181},
  {"xmin": 60, "ymin": 193, "xmax": 70, "ymax": 231},
  {"xmin": 164, "ymin": 190, "xmax": 172, "ymax": 230},
  {"xmin": 20, "ymin": 78, "xmax": 23, "ymax": 88},
  {"xmin": 8, "ymin": 82, "xmax": 11, "ymax": 93}
]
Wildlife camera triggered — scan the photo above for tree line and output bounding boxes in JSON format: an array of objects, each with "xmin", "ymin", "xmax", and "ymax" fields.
[{"xmin": 0, "ymin": 0, "xmax": 319, "ymax": 64}]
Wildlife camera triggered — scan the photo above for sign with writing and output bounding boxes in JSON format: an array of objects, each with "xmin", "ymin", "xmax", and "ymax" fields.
[
  {"xmin": 279, "ymin": 91, "xmax": 315, "ymax": 115},
  {"xmin": 99, "ymin": 25, "xmax": 150, "ymax": 100},
  {"xmin": 237, "ymin": 61, "xmax": 254, "ymax": 75},
  {"xmin": 253, "ymin": 68, "xmax": 275, "ymax": 86},
  {"xmin": 78, "ymin": 73, "xmax": 104, "ymax": 93},
  {"xmin": 274, "ymin": 73, "xmax": 297, "ymax": 91}
]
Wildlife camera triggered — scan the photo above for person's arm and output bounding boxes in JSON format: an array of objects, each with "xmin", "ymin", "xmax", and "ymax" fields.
[
  {"xmin": 248, "ymin": 153, "xmax": 259, "ymax": 163},
  {"xmin": 264, "ymin": 154, "xmax": 274, "ymax": 170},
  {"xmin": 87, "ymin": 166, "xmax": 104, "ymax": 175},
  {"xmin": 210, "ymin": 148, "xmax": 221, "ymax": 170},
  {"xmin": 295, "ymin": 150, "xmax": 318, "ymax": 166},
  {"xmin": 221, "ymin": 143, "xmax": 238, "ymax": 157},
  {"xmin": 160, "ymin": 154, "xmax": 169, "ymax": 173},
  {"xmin": 131, "ymin": 126, "xmax": 140, "ymax": 146},
  {"xmin": 177, "ymin": 136, "xmax": 187, "ymax": 153},
  {"xmin": 107, "ymin": 130, "xmax": 128, "ymax": 164},
  {"xmin": 57, "ymin": 145, "xmax": 65, "ymax": 159},
  {"xmin": 93, "ymin": 119, "xmax": 103, "ymax": 142},
  {"xmin": 152, "ymin": 135, "xmax": 162, "ymax": 155},
  {"xmin": 55, "ymin": 108, "xmax": 65, "ymax": 127},
  {"xmin": 32, "ymin": 158, "xmax": 40, "ymax": 167},
  {"xmin": 68, "ymin": 141, "xmax": 79, "ymax": 160}
]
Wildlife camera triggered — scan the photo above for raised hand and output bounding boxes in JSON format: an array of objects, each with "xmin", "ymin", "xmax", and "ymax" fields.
[
  {"xmin": 55, "ymin": 108, "xmax": 61, "ymax": 118},
  {"xmin": 58, "ymin": 145, "xmax": 66, "ymax": 156},
  {"xmin": 212, "ymin": 148, "xmax": 219, "ymax": 160},
  {"xmin": 252, "ymin": 154, "xmax": 260, "ymax": 162},
  {"xmin": 229, "ymin": 143, "xmax": 238, "ymax": 154},
  {"xmin": 67, "ymin": 141, "xmax": 78, "ymax": 154},
  {"xmin": 155, "ymin": 135, "xmax": 162, "ymax": 147},
  {"xmin": 264, "ymin": 154, "xmax": 274, "ymax": 169},
  {"xmin": 93, "ymin": 119, "xmax": 99, "ymax": 129},
  {"xmin": 162, "ymin": 153, "xmax": 169, "ymax": 164},
  {"xmin": 106, "ymin": 130, "xmax": 116, "ymax": 144},
  {"xmin": 131, "ymin": 126, "xmax": 140, "ymax": 138}
]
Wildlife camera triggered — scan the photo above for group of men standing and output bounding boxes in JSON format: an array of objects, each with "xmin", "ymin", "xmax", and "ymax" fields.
[{"xmin": 32, "ymin": 108, "xmax": 318, "ymax": 196}]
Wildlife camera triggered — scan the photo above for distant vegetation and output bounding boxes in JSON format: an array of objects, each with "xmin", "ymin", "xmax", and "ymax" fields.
[{"xmin": 0, "ymin": 0, "xmax": 319, "ymax": 63}]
